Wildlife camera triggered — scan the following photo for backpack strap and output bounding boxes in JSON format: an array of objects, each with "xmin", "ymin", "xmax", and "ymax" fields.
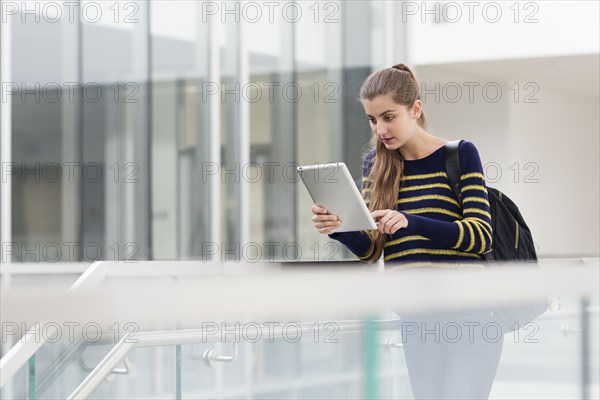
[
  {"xmin": 445, "ymin": 140, "xmax": 495, "ymax": 262},
  {"xmin": 445, "ymin": 140, "xmax": 462, "ymax": 205}
]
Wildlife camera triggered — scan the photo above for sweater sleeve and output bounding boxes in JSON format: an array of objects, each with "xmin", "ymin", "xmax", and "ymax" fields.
[
  {"xmin": 399, "ymin": 141, "xmax": 493, "ymax": 255},
  {"xmin": 327, "ymin": 151, "xmax": 375, "ymax": 259}
]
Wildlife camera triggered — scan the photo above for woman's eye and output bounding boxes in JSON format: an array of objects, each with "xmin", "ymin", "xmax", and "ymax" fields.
[{"xmin": 385, "ymin": 115, "xmax": 394, "ymax": 121}]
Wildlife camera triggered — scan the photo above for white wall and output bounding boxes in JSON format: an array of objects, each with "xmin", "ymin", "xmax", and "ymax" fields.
[
  {"xmin": 415, "ymin": 57, "xmax": 600, "ymax": 258},
  {"xmin": 507, "ymin": 88, "xmax": 600, "ymax": 257}
]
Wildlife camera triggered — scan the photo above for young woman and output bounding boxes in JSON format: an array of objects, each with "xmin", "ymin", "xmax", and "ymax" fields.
[
  {"xmin": 312, "ymin": 63, "xmax": 492, "ymax": 265},
  {"xmin": 311, "ymin": 63, "xmax": 503, "ymax": 399}
]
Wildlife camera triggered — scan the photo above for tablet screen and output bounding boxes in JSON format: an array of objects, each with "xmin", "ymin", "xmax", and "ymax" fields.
[{"xmin": 297, "ymin": 162, "xmax": 377, "ymax": 233}]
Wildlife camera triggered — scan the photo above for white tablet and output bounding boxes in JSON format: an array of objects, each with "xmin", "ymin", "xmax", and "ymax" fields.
[{"xmin": 297, "ymin": 162, "xmax": 377, "ymax": 233}]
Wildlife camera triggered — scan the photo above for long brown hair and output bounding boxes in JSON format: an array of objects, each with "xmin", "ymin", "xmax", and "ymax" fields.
[{"xmin": 360, "ymin": 63, "xmax": 427, "ymax": 262}]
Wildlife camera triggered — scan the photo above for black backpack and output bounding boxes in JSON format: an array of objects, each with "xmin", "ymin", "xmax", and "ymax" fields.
[{"xmin": 445, "ymin": 141, "xmax": 538, "ymax": 262}]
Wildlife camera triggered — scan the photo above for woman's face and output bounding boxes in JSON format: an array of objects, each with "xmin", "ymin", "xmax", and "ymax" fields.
[{"xmin": 363, "ymin": 94, "xmax": 421, "ymax": 151}]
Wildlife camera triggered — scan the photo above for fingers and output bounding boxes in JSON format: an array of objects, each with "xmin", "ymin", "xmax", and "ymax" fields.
[
  {"xmin": 311, "ymin": 204, "xmax": 328, "ymax": 215},
  {"xmin": 377, "ymin": 214, "xmax": 396, "ymax": 234},
  {"xmin": 315, "ymin": 219, "xmax": 341, "ymax": 234},
  {"xmin": 317, "ymin": 225, "xmax": 340, "ymax": 234},
  {"xmin": 311, "ymin": 204, "xmax": 341, "ymax": 234},
  {"xmin": 311, "ymin": 211, "xmax": 339, "ymax": 223},
  {"xmin": 371, "ymin": 209, "xmax": 389, "ymax": 219},
  {"xmin": 373, "ymin": 210, "xmax": 408, "ymax": 234},
  {"xmin": 387, "ymin": 219, "xmax": 407, "ymax": 234}
]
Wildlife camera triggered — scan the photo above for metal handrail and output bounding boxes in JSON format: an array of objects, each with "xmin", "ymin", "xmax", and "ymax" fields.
[
  {"xmin": 66, "ymin": 305, "xmax": 600, "ymax": 400},
  {"xmin": 0, "ymin": 260, "xmax": 284, "ymax": 388},
  {"xmin": 66, "ymin": 319, "xmax": 411, "ymax": 399},
  {"xmin": 0, "ymin": 261, "xmax": 105, "ymax": 388}
]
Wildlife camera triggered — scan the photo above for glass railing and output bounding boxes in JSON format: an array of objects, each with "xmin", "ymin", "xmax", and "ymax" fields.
[{"xmin": 1, "ymin": 259, "xmax": 598, "ymax": 399}]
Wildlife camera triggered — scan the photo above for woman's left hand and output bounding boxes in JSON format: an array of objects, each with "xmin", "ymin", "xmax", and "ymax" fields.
[{"xmin": 371, "ymin": 209, "xmax": 409, "ymax": 235}]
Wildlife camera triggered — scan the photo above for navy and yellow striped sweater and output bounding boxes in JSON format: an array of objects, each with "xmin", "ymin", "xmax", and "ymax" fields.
[{"xmin": 330, "ymin": 140, "xmax": 492, "ymax": 264}]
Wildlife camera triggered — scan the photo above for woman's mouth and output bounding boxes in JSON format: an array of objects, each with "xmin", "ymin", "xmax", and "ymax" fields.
[{"xmin": 381, "ymin": 137, "xmax": 394, "ymax": 144}]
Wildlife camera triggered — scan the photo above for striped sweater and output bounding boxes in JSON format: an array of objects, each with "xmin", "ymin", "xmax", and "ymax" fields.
[{"xmin": 329, "ymin": 140, "xmax": 492, "ymax": 264}]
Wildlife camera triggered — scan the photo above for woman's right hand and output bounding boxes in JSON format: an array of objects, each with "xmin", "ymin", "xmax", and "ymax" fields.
[{"xmin": 311, "ymin": 205, "xmax": 341, "ymax": 234}]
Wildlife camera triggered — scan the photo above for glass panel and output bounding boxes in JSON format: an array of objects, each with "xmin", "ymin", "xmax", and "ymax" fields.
[
  {"xmin": 9, "ymin": 1, "xmax": 79, "ymax": 262},
  {"xmin": 178, "ymin": 320, "xmax": 368, "ymax": 398},
  {"xmin": 80, "ymin": 0, "xmax": 150, "ymax": 261},
  {"xmin": 491, "ymin": 299, "xmax": 582, "ymax": 398},
  {"xmin": 247, "ymin": 3, "xmax": 296, "ymax": 260},
  {"xmin": 0, "ymin": 335, "xmax": 119, "ymax": 399},
  {"xmin": 0, "ymin": 356, "xmax": 28, "ymax": 399},
  {"xmin": 1, "ymin": 265, "xmax": 598, "ymax": 398},
  {"xmin": 295, "ymin": 1, "xmax": 345, "ymax": 261},
  {"xmin": 89, "ymin": 346, "xmax": 177, "ymax": 399},
  {"xmin": 293, "ymin": 1, "xmax": 379, "ymax": 261},
  {"xmin": 150, "ymin": 1, "xmax": 211, "ymax": 260},
  {"xmin": 221, "ymin": 14, "xmax": 242, "ymax": 252},
  {"xmin": 589, "ymin": 300, "xmax": 599, "ymax": 399},
  {"xmin": 376, "ymin": 296, "xmax": 600, "ymax": 400},
  {"xmin": 377, "ymin": 321, "xmax": 414, "ymax": 400}
]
